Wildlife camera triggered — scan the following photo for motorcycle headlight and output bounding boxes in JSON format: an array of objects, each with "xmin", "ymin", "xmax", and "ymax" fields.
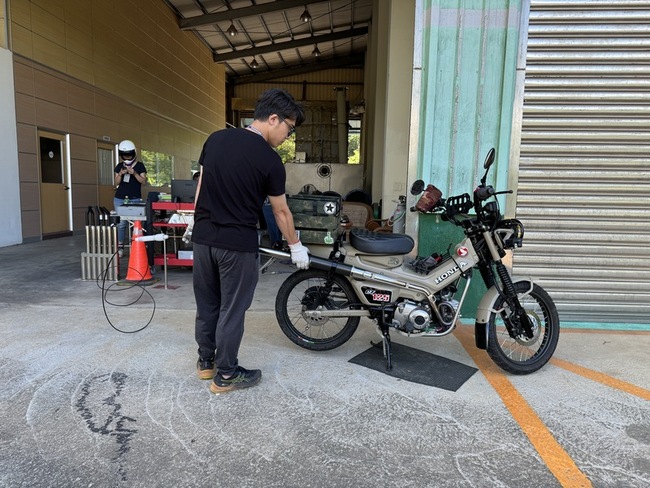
[{"xmin": 495, "ymin": 219, "xmax": 524, "ymax": 249}]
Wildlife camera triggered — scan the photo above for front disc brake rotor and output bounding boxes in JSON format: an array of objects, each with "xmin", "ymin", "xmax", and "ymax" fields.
[{"xmin": 513, "ymin": 309, "xmax": 542, "ymax": 345}]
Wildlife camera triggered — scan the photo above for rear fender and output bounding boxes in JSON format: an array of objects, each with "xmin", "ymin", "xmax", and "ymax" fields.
[{"xmin": 473, "ymin": 277, "xmax": 534, "ymax": 350}]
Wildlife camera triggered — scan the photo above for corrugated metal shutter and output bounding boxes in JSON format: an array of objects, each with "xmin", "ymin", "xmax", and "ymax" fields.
[{"xmin": 513, "ymin": 1, "xmax": 650, "ymax": 323}]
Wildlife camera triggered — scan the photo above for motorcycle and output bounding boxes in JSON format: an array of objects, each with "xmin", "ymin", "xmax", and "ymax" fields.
[{"xmin": 260, "ymin": 149, "xmax": 560, "ymax": 374}]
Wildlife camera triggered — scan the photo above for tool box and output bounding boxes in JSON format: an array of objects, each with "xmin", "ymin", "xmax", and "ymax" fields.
[{"xmin": 287, "ymin": 194, "xmax": 343, "ymax": 245}]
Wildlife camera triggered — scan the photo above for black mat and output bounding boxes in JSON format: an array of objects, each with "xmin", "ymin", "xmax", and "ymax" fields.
[{"xmin": 349, "ymin": 342, "xmax": 478, "ymax": 392}]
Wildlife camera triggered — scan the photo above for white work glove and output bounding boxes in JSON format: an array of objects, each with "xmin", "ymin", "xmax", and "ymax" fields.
[
  {"xmin": 182, "ymin": 221, "xmax": 194, "ymax": 244},
  {"xmin": 289, "ymin": 241, "xmax": 310, "ymax": 270}
]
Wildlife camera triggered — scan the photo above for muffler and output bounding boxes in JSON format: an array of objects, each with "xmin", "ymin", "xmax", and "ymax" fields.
[
  {"xmin": 259, "ymin": 247, "xmax": 354, "ymax": 276},
  {"xmin": 259, "ymin": 247, "xmax": 426, "ymax": 293}
]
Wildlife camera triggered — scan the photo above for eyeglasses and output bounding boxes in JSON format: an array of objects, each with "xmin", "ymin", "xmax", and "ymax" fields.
[{"xmin": 278, "ymin": 116, "xmax": 296, "ymax": 137}]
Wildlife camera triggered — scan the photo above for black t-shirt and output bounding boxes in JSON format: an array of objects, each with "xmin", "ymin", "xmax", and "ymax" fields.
[
  {"xmin": 114, "ymin": 161, "xmax": 147, "ymax": 199},
  {"xmin": 192, "ymin": 128, "xmax": 286, "ymax": 252}
]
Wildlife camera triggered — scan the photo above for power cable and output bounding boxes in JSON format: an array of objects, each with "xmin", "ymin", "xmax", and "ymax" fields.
[{"xmin": 96, "ymin": 251, "xmax": 156, "ymax": 334}]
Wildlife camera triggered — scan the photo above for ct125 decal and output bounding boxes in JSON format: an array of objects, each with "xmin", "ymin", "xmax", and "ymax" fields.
[{"xmin": 362, "ymin": 287, "xmax": 392, "ymax": 304}]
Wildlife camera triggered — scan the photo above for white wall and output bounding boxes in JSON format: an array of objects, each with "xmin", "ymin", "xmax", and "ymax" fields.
[{"xmin": 0, "ymin": 48, "xmax": 22, "ymax": 247}]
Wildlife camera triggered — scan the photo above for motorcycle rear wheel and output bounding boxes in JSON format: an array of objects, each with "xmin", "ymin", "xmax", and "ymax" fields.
[
  {"xmin": 275, "ymin": 269, "xmax": 360, "ymax": 351},
  {"xmin": 486, "ymin": 282, "xmax": 559, "ymax": 374}
]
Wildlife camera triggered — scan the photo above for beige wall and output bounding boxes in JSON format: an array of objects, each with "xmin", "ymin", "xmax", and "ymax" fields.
[
  {"xmin": 366, "ymin": 0, "xmax": 415, "ymax": 218},
  {"xmin": 0, "ymin": 1, "xmax": 6, "ymax": 49},
  {"xmin": 8, "ymin": 0, "xmax": 226, "ymax": 240},
  {"xmin": 381, "ymin": 0, "xmax": 415, "ymax": 209}
]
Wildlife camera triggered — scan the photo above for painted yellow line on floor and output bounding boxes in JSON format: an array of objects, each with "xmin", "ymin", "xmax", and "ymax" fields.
[
  {"xmin": 453, "ymin": 325, "xmax": 592, "ymax": 488},
  {"xmin": 550, "ymin": 357, "xmax": 650, "ymax": 401}
]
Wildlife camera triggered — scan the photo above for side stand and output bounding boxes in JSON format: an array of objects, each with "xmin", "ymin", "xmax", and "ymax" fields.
[{"xmin": 371, "ymin": 306, "xmax": 393, "ymax": 371}]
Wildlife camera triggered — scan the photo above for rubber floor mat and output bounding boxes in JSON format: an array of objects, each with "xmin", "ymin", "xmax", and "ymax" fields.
[{"xmin": 349, "ymin": 342, "xmax": 478, "ymax": 392}]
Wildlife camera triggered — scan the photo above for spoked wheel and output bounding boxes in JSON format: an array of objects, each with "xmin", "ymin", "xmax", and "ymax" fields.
[
  {"xmin": 275, "ymin": 270, "xmax": 361, "ymax": 351},
  {"xmin": 486, "ymin": 282, "xmax": 560, "ymax": 374}
]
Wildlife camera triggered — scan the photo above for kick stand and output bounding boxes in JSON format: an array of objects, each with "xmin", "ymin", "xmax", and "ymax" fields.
[{"xmin": 371, "ymin": 307, "xmax": 393, "ymax": 371}]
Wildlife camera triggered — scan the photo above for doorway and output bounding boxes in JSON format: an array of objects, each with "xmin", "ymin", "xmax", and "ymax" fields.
[{"xmin": 38, "ymin": 131, "xmax": 71, "ymax": 238}]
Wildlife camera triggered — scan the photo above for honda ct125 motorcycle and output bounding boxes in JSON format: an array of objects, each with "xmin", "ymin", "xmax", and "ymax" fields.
[{"xmin": 260, "ymin": 149, "xmax": 560, "ymax": 374}]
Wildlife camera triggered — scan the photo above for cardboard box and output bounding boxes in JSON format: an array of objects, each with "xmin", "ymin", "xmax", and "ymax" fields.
[
  {"xmin": 178, "ymin": 250, "xmax": 193, "ymax": 260},
  {"xmin": 117, "ymin": 204, "xmax": 146, "ymax": 217}
]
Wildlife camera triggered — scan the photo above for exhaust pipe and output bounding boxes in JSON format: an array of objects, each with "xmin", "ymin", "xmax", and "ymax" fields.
[
  {"xmin": 259, "ymin": 247, "xmax": 427, "ymax": 293},
  {"xmin": 260, "ymin": 247, "xmax": 354, "ymax": 276}
]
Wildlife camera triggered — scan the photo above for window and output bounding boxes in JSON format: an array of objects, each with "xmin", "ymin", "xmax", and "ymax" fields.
[
  {"xmin": 40, "ymin": 137, "xmax": 63, "ymax": 183},
  {"xmin": 97, "ymin": 144, "xmax": 116, "ymax": 185},
  {"xmin": 348, "ymin": 119, "xmax": 361, "ymax": 164},
  {"xmin": 141, "ymin": 150, "xmax": 174, "ymax": 186},
  {"xmin": 190, "ymin": 160, "xmax": 200, "ymax": 179}
]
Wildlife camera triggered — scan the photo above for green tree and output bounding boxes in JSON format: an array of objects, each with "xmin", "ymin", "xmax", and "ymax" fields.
[
  {"xmin": 348, "ymin": 134, "xmax": 360, "ymax": 164},
  {"xmin": 275, "ymin": 138, "xmax": 295, "ymax": 164},
  {"xmin": 141, "ymin": 150, "xmax": 173, "ymax": 186}
]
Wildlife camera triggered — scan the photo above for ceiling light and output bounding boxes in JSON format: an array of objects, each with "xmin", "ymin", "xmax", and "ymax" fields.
[
  {"xmin": 300, "ymin": 7, "xmax": 312, "ymax": 23},
  {"xmin": 250, "ymin": 57, "xmax": 259, "ymax": 69},
  {"xmin": 226, "ymin": 22, "xmax": 238, "ymax": 36},
  {"xmin": 312, "ymin": 45, "xmax": 321, "ymax": 57}
]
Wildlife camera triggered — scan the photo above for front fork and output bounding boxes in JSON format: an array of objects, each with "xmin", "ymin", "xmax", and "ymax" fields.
[
  {"xmin": 480, "ymin": 230, "xmax": 535, "ymax": 340},
  {"xmin": 495, "ymin": 262, "xmax": 535, "ymax": 339}
]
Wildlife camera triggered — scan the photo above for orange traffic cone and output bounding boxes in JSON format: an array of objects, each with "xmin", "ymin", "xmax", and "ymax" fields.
[{"xmin": 124, "ymin": 221, "xmax": 153, "ymax": 282}]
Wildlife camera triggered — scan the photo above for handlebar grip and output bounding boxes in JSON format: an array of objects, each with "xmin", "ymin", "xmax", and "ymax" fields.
[{"xmin": 475, "ymin": 186, "xmax": 495, "ymax": 201}]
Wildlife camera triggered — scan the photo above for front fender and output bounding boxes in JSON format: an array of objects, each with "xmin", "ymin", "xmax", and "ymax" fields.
[{"xmin": 474, "ymin": 277, "xmax": 534, "ymax": 350}]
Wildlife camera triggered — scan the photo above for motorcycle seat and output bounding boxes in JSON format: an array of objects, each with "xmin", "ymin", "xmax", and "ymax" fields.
[{"xmin": 349, "ymin": 228, "xmax": 414, "ymax": 255}]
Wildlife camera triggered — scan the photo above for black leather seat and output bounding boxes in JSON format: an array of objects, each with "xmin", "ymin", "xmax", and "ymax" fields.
[{"xmin": 349, "ymin": 228, "xmax": 414, "ymax": 255}]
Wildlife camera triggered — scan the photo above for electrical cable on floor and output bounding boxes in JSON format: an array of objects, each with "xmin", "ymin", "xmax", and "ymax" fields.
[{"xmin": 96, "ymin": 251, "xmax": 156, "ymax": 334}]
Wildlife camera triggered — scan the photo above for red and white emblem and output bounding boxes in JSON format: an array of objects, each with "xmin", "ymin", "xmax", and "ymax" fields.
[{"xmin": 457, "ymin": 247, "xmax": 469, "ymax": 257}]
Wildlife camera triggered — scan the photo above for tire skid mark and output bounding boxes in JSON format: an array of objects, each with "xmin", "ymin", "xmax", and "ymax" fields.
[{"xmin": 75, "ymin": 371, "xmax": 137, "ymax": 482}]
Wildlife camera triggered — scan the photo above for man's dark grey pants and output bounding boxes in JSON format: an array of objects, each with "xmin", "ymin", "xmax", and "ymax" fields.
[{"xmin": 193, "ymin": 242, "xmax": 259, "ymax": 378}]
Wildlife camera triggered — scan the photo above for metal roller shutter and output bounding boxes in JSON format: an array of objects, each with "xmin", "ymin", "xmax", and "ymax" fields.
[{"xmin": 513, "ymin": 1, "xmax": 650, "ymax": 323}]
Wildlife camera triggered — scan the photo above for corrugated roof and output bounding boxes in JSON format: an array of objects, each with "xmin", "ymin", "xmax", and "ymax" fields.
[{"xmin": 164, "ymin": 0, "xmax": 372, "ymax": 84}]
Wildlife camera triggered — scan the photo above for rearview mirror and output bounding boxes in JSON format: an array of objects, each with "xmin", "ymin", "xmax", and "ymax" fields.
[
  {"xmin": 483, "ymin": 148, "xmax": 495, "ymax": 170},
  {"xmin": 410, "ymin": 179, "xmax": 425, "ymax": 195}
]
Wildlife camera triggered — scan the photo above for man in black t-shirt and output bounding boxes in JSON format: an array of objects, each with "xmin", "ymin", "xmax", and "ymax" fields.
[{"xmin": 192, "ymin": 89, "xmax": 308, "ymax": 393}]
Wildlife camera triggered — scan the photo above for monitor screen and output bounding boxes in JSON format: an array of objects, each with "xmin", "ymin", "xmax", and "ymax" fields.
[{"xmin": 171, "ymin": 179, "xmax": 198, "ymax": 203}]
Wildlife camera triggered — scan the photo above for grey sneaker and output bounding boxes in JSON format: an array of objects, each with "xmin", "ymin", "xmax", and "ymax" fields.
[{"xmin": 209, "ymin": 366, "xmax": 261, "ymax": 393}]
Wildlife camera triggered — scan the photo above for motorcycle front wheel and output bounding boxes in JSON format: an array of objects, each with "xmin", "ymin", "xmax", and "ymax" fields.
[
  {"xmin": 487, "ymin": 282, "xmax": 560, "ymax": 374},
  {"xmin": 275, "ymin": 269, "xmax": 361, "ymax": 351}
]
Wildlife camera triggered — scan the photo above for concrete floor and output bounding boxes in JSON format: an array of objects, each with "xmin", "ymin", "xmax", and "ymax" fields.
[{"xmin": 0, "ymin": 235, "xmax": 648, "ymax": 487}]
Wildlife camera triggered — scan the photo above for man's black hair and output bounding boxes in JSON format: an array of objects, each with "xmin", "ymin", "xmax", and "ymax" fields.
[{"xmin": 254, "ymin": 88, "xmax": 305, "ymax": 126}]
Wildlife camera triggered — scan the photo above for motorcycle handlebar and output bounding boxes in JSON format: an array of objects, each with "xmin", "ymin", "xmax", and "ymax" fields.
[{"xmin": 475, "ymin": 186, "xmax": 495, "ymax": 201}]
